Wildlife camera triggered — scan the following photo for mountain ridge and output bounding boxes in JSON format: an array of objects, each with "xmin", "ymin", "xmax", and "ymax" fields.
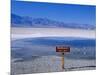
[{"xmin": 11, "ymin": 13, "xmax": 95, "ymax": 29}]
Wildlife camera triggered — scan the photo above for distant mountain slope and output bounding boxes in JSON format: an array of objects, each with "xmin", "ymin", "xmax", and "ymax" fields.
[{"xmin": 11, "ymin": 13, "xmax": 95, "ymax": 29}]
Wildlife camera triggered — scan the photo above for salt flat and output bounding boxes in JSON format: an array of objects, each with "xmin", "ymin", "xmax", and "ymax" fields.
[
  {"xmin": 11, "ymin": 28, "xmax": 95, "ymax": 40},
  {"xmin": 11, "ymin": 56, "xmax": 96, "ymax": 75},
  {"xmin": 11, "ymin": 28, "xmax": 96, "ymax": 74}
]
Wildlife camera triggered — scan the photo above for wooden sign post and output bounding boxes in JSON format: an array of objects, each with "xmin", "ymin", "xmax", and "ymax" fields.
[{"xmin": 56, "ymin": 46, "xmax": 70, "ymax": 70}]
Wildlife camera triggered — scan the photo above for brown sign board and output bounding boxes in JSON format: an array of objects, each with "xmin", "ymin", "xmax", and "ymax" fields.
[{"xmin": 56, "ymin": 46, "xmax": 70, "ymax": 52}]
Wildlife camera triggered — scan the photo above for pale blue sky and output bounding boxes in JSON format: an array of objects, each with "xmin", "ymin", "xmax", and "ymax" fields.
[{"xmin": 11, "ymin": 1, "xmax": 96, "ymax": 25}]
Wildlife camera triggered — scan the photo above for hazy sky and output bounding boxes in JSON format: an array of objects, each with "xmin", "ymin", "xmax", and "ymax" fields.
[{"xmin": 11, "ymin": 1, "xmax": 96, "ymax": 25}]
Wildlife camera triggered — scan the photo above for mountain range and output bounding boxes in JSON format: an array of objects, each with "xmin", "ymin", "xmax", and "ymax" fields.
[{"xmin": 11, "ymin": 13, "xmax": 95, "ymax": 29}]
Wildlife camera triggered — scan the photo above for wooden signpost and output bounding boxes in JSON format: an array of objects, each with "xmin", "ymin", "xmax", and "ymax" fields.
[{"xmin": 56, "ymin": 46, "xmax": 70, "ymax": 70}]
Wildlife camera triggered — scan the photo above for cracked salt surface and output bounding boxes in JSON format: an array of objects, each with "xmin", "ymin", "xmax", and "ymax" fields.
[{"xmin": 11, "ymin": 56, "xmax": 96, "ymax": 75}]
